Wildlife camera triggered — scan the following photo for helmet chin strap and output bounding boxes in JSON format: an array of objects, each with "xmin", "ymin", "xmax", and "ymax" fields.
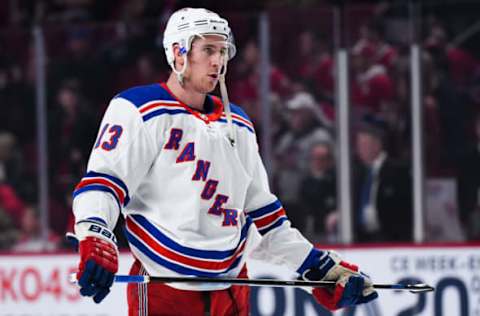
[{"xmin": 219, "ymin": 54, "xmax": 235, "ymax": 147}]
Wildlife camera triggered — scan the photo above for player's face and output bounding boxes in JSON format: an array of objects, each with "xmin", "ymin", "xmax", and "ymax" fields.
[{"xmin": 184, "ymin": 35, "xmax": 228, "ymax": 93}]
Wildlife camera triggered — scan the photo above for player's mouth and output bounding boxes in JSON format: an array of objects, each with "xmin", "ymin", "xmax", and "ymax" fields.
[{"xmin": 208, "ymin": 73, "xmax": 219, "ymax": 80}]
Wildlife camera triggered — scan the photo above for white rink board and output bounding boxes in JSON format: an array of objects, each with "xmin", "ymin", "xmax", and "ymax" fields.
[
  {"xmin": 0, "ymin": 246, "xmax": 479, "ymax": 316},
  {"xmin": 249, "ymin": 246, "xmax": 480, "ymax": 316},
  {"xmin": 0, "ymin": 253, "xmax": 134, "ymax": 316}
]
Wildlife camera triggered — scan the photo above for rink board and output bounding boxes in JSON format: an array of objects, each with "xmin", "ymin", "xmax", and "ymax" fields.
[{"xmin": 0, "ymin": 245, "xmax": 478, "ymax": 316}]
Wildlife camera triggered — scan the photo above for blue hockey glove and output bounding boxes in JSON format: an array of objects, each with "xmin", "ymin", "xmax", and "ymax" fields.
[
  {"xmin": 302, "ymin": 250, "xmax": 378, "ymax": 311},
  {"xmin": 66, "ymin": 219, "xmax": 118, "ymax": 303}
]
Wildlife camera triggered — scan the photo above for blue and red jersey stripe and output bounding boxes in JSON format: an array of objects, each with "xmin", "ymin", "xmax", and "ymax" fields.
[
  {"xmin": 137, "ymin": 100, "xmax": 188, "ymax": 122},
  {"xmin": 73, "ymin": 171, "xmax": 130, "ymax": 209},
  {"xmin": 219, "ymin": 113, "xmax": 255, "ymax": 133},
  {"xmin": 125, "ymin": 214, "xmax": 253, "ymax": 277},
  {"xmin": 135, "ymin": 100, "xmax": 255, "ymax": 133},
  {"xmin": 247, "ymin": 200, "xmax": 289, "ymax": 235}
]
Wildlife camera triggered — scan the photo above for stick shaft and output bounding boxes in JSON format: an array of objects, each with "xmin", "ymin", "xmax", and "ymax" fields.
[
  {"xmin": 92, "ymin": 274, "xmax": 433, "ymax": 291},
  {"xmin": 145, "ymin": 276, "xmax": 335, "ymax": 288}
]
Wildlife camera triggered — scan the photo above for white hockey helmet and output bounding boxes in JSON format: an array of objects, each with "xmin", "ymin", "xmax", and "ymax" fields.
[{"xmin": 163, "ymin": 8, "xmax": 236, "ymax": 68}]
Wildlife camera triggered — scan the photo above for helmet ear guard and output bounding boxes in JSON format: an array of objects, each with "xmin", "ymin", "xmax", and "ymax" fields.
[{"xmin": 170, "ymin": 42, "xmax": 189, "ymax": 85}]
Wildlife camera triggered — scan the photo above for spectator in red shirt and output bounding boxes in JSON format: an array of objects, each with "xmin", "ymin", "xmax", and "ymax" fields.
[
  {"xmin": 351, "ymin": 41, "xmax": 395, "ymax": 117},
  {"xmin": 0, "ymin": 171, "xmax": 25, "ymax": 250},
  {"xmin": 425, "ymin": 22, "xmax": 479, "ymax": 88},
  {"xmin": 0, "ymin": 132, "xmax": 27, "ymax": 226},
  {"xmin": 13, "ymin": 205, "xmax": 60, "ymax": 252},
  {"xmin": 0, "ymin": 183, "xmax": 25, "ymax": 228},
  {"xmin": 285, "ymin": 30, "xmax": 335, "ymax": 103},
  {"xmin": 355, "ymin": 21, "xmax": 398, "ymax": 71},
  {"xmin": 230, "ymin": 39, "xmax": 291, "ymax": 123}
]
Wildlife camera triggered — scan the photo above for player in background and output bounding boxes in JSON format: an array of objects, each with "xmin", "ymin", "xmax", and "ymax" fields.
[{"xmin": 68, "ymin": 7, "xmax": 378, "ymax": 315}]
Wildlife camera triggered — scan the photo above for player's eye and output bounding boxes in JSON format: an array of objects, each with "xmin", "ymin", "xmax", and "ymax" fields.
[
  {"xmin": 201, "ymin": 45, "xmax": 227, "ymax": 57},
  {"xmin": 203, "ymin": 46, "xmax": 215, "ymax": 55}
]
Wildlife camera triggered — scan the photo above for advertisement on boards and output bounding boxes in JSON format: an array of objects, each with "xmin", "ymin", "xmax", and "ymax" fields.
[{"xmin": 0, "ymin": 245, "xmax": 478, "ymax": 316}]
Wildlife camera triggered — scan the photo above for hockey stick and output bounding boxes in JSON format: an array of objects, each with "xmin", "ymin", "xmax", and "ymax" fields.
[{"xmin": 68, "ymin": 273, "xmax": 434, "ymax": 293}]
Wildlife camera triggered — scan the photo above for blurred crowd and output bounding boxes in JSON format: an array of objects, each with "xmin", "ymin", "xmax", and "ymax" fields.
[{"xmin": 0, "ymin": 0, "xmax": 479, "ymax": 252}]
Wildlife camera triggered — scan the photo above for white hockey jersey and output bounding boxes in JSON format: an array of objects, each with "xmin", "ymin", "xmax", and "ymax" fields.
[{"xmin": 73, "ymin": 83, "xmax": 319, "ymax": 290}]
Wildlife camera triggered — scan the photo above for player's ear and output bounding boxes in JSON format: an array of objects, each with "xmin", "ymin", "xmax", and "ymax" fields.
[{"xmin": 172, "ymin": 43, "xmax": 185, "ymax": 70}]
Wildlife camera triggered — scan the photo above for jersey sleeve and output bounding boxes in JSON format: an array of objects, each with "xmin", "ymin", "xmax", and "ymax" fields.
[
  {"xmin": 243, "ymin": 135, "xmax": 317, "ymax": 274},
  {"xmin": 72, "ymin": 97, "xmax": 158, "ymax": 230}
]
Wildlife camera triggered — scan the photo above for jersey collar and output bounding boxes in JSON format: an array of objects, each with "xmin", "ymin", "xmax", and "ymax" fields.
[{"xmin": 160, "ymin": 83, "xmax": 224, "ymax": 123}]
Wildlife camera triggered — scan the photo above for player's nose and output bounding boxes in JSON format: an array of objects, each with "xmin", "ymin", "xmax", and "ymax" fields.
[{"xmin": 210, "ymin": 52, "xmax": 224, "ymax": 70}]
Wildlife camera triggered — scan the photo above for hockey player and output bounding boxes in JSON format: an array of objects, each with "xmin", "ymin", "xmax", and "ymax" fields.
[{"xmin": 70, "ymin": 7, "xmax": 378, "ymax": 315}]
